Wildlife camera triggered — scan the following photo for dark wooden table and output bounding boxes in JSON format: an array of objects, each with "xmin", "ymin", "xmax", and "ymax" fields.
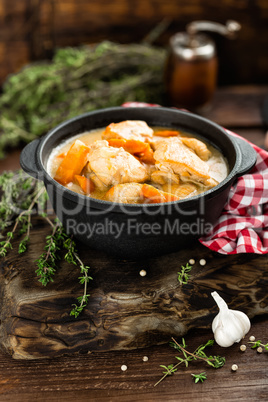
[{"xmin": 0, "ymin": 85, "xmax": 267, "ymax": 401}]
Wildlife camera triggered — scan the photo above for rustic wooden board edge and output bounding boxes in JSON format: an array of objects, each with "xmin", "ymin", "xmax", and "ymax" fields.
[{"xmin": 0, "ymin": 218, "xmax": 267, "ymax": 360}]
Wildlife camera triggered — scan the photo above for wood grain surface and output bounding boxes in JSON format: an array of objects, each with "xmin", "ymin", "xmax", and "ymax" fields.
[
  {"xmin": 0, "ymin": 216, "xmax": 267, "ymax": 400},
  {"xmin": 0, "ymin": 318, "xmax": 267, "ymax": 401},
  {"xmin": 0, "ymin": 216, "xmax": 267, "ymax": 360}
]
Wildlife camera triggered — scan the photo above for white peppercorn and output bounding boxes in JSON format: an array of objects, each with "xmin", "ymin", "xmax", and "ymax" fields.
[{"xmin": 231, "ymin": 364, "xmax": 238, "ymax": 371}]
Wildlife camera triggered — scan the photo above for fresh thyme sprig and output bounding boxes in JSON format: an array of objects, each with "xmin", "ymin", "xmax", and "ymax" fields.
[
  {"xmin": 0, "ymin": 231, "xmax": 14, "ymax": 257},
  {"xmin": 18, "ymin": 213, "xmax": 31, "ymax": 253},
  {"xmin": 63, "ymin": 237, "xmax": 93, "ymax": 317},
  {"xmin": 154, "ymin": 337, "xmax": 225, "ymax": 387},
  {"xmin": 191, "ymin": 372, "xmax": 207, "ymax": 383},
  {"xmin": 0, "ymin": 170, "xmax": 38, "ymax": 232},
  {"xmin": 0, "ymin": 184, "xmax": 46, "ymax": 257},
  {"xmin": 0, "ymin": 170, "xmax": 93, "ymax": 317},
  {"xmin": 171, "ymin": 338, "xmax": 225, "ymax": 368},
  {"xmin": 35, "ymin": 218, "xmax": 65, "ymax": 286},
  {"xmin": 34, "ymin": 220, "xmax": 92, "ymax": 315},
  {"xmin": 158, "ymin": 364, "xmax": 177, "ymax": 378},
  {"xmin": 177, "ymin": 263, "xmax": 192, "ymax": 285},
  {"xmin": 248, "ymin": 340, "xmax": 268, "ymax": 351}
]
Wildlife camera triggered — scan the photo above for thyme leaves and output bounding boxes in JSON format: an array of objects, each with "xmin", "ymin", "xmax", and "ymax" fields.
[
  {"xmin": 154, "ymin": 338, "xmax": 225, "ymax": 387},
  {"xmin": 0, "ymin": 170, "xmax": 92, "ymax": 317},
  {"xmin": 177, "ymin": 262, "xmax": 193, "ymax": 285},
  {"xmin": 0, "ymin": 42, "xmax": 166, "ymax": 158}
]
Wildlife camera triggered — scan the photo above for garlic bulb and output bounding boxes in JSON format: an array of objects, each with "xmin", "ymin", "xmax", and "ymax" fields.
[{"xmin": 211, "ymin": 291, "xmax": 251, "ymax": 347}]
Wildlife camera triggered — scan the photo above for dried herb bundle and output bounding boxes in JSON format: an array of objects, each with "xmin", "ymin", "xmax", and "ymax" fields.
[{"xmin": 0, "ymin": 41, "xmax": 166, "ymax": 158}]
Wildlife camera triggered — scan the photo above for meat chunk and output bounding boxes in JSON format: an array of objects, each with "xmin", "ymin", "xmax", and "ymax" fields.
[
  {"xmin": 86, "ymin": 140, "xmax": 149, "ymax": 190},
  {"xmin": 102, "ymin": 120, "xmax": 154, "ymax": 141},
  {"xmin": 180, "ymin": 137, "xmax": 212, "ymax": 161},
  {"xmin": 151, "ymin": 170, "xmax": 180, "ymax": 185},
  {"xmin": 105, "ymin": 183, "xmax": 143, "ymax": 204},
  {"xmin": 141, "ymin": 184, "xmax": 180, "ymax": 203},
  {"xmin": 153, "ymin": 137, "xmax": 216, "ymax": 186},
  {"xmin": 162, "ymin": 183, "xmax": 198, "ymax": 199},
  {"xmin": 105, "ymin": 182, "xmax": 181, "ymax": 204}
]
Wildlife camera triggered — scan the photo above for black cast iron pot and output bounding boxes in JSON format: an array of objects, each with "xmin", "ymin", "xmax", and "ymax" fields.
[{"xmin": 20, "ymin": 107, "xmax": 256, "ymax": 258}]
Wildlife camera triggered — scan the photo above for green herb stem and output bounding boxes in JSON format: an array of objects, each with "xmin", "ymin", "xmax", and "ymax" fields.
[
  {"xmin": 177, "ymin": 263, "xmax": 192, "ymax": 285},
  {"xmin": 64, "ymin": 237, "xmax": 92, "ymax": 318},
  {"xmin": 154, "ymin": 337, "xmax": 225, "ymax": 387},
  {"xmin": 0, "ymin": 185, "xmax": 45, "ymax": 256},
  {"xmin": 191, "ymin": 372, "xmax": 207, "ymax": 383},
  {"xmin": 35, "ymin": 220, "xmax": 65, "ymax": 286},
  {"xmin": 0, "ymin": 170, "xmax": 92, "ymax": 317},
  {"xmin": 171, "ymin": 337, "xmax": 212, "ymax": 364},
  {"xmin": 248, "ymin": 340, "xmax": 268, "ymax": 350},
  {"xmin": 154, "ymin": 359, "xmax": 185, "ymax": 387}
]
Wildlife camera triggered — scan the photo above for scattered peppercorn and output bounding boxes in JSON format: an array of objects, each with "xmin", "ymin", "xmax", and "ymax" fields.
[
  {"xmin": 231, "ymin": 364, "xmax": 238, "ymax": 371},
  {"xmin": 249, "ymin": 336, "xmax": 255, "ymax": 342},
  {"xmin": 199, "ymin": 259, "xmax": 206, "ymax": 266},
  {"xmin": 257, "ymin": 347, "xmax": 263, "ymax": 353},
  {"xmin": 189, "ymin": 259, "xmax": 195, "ymax": 265},
  {"xmin": 121, "ymin": 365, "xmax": 128, "ymax": 371},
  {"xmin": 240, "ymin": 344, "xmax": 246, "ymax": 352},
  {"xmin": 139, "ymin": 269, "xmax": 147, "ymax": 277},
  {"xmin": 143, "ymin": 356, "xmax": 149, "ymax": 362}
]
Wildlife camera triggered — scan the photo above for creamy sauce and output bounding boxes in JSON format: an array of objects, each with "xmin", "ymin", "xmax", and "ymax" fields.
[{"xmin": 47, "ymin": 126, "xmax": 228, "ymax": 202}]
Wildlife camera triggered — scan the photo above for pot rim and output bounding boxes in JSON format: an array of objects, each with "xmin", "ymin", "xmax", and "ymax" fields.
[{"xmin": 35, "ymin": 106, "xmax": 244, "ymax": 211}]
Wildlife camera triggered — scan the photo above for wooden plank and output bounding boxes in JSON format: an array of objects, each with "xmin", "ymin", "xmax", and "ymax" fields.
[
  {"xmin": 232, "ymin": 128, "xmax": 265, "ymax": 149},
  {"xmin": 201, "ymin": 86, "xmax": 268, "ymax": 127},
  {"xmin": 0, "ymin": 215, "xmax": 267, "ymax": 360},
  {"xmin": 0, "ymin": 318, "xmax": 267, "ymax": 400},
  {"xmin": 0, "ymin": 41, "xmax": 30, "ymax": 83}
]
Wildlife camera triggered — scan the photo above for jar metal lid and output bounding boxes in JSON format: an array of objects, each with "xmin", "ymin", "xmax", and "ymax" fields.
[{"xmin": 170, "ymin": 33, "xmax": 216, "ymax": 61}]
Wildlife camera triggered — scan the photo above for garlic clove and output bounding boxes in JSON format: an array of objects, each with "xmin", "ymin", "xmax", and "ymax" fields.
[
  {"xmin": 230, "ymin": 310, "xmax": 251, "ymax": 334},
  {"xmin": 211, "ymin": 291, "xmax": 251, "ymax": 348},
  {"xmin": 214, "ymin": 327, "xmax": 236, "ymax": 348}
]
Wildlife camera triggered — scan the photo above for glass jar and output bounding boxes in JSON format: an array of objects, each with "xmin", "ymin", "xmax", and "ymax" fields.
[
  {"xmin": 165, "ymin": 33, "xmax": 218, "ymax": 110},
  {"xmin": 165, "ymin": 20, "xmax": 241, "ymax": 111}
]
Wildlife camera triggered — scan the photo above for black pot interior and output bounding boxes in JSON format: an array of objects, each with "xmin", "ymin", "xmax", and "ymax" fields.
[{"xmin": 41, "ymin": 107, "xmax": 237, "ymax": 175}]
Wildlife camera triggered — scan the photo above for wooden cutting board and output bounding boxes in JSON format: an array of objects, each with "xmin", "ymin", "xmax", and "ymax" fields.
[{"xmin": 0, "ymin": 216, "xmax": 267, "ymax": 360}]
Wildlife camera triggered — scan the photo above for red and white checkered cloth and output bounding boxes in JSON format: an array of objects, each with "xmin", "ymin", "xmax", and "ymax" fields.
[{"xmin": 122, "ymin": 102, "xmax": 268, "ymax": 254}]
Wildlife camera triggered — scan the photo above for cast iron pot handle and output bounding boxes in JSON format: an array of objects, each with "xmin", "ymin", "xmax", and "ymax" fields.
[
  {"xmin": 232, "ymin": 135, "xmax": 257, "ymax": 178},
  {"xmin": 20, "ymin": 138, "xmax": 42, "ymax": 179}
]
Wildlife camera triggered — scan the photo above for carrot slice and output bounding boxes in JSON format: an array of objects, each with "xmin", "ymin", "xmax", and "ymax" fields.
[
  {"xmin": 154, "ymin": 130, "xmax": 181, "ymax": 137},
  {"xmin": 74, "ymin": 175, "xmax": 95, "ymax": 194},
  {"xmin": 108, "ymin": 138, "xmax": 147, "ymax": 153},
  {"xmin": 125, "ymin": 139, "xmax": 149, "ymax": 154},
  {"xmin": 57, "ymin": 152, "xmax": 66, "ymax": 159},
  {"xmin": 136, "ymin": 147, "xmax": 155, "ymax": 164},
  {"xmin": 54, "ymin": 140, "xmax": 90, "ymax": 185},
  {"xmin": 108, "ymin": 138, "xmax": 155, "ymax": 164},
  {"xmin": 141, "ymin": 184, "xmax": 180, "ymax": 203}
]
